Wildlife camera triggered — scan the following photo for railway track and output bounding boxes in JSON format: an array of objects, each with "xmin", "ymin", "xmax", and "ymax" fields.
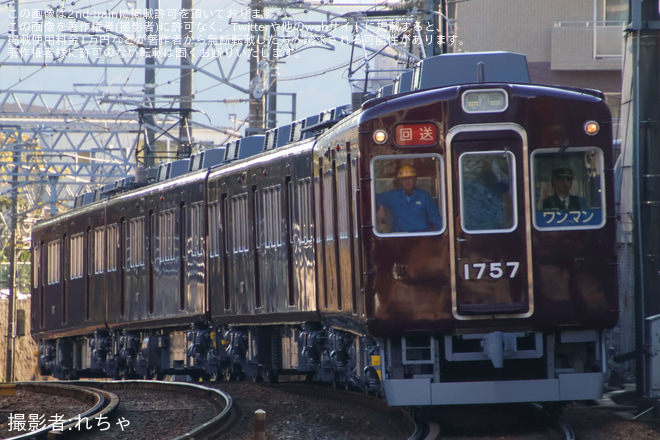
[
  {"xmin": 3, "ymin": 381, "xmax": 234, "ymax": 440},
  {"xmin": 416, "ymin": 402, "xmax": 575, "ymax": 440},
  {"xmin": 269, "ymin": 381, "xmax": 418, "ymax": 438},
  {"xmin": 3, "ymin": 379, "xmax": 580, "ymax": 440}
]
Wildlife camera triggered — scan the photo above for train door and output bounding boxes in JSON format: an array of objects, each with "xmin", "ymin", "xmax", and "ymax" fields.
[
  {"xmin": 321, "ymin": 157, "xmax": 341, "ymax": 310},
  {"xmin": 222, "ymin": 193, "xmax": 231, "ymax": 311},
  {"xmin": 337, "ymin": 156, "xmax": 356, "ymax": 314},
  {"xmin": 148, "ymin": 210, "xmax": 155, "ymax": 314},
  {"xmin": 447, "ymin": 124, "xmax": 533, "ymax": 320},
  {"xmin": 120, "ymin": 218, "xmax": 126, "ymax": 317},
  {"xmin": 179, "ymin": 202, "xmax": 186, "ymax": 310},
  {"xmin": 62, "ymin": 234, "xmax": 68, "ymax": 325},
  {"xmin": 44, "ymin": 238, "xmax": 62, "ymax": 330},
  {"xmin": 349, "ymin": 155, "xmax": 363, "ymax": 316},
  {"xmin": 32, "ymin": 242, "xmax": 43, "ymax": 329}
]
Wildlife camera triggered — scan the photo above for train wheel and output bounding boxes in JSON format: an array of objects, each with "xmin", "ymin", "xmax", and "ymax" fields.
[
  {"xmin": 263, "ymin": 369, "xmax": 278, "ymax": 385},
  {"xmin": 141, "ymin": 368, "xmax": 153, "ymax": 380},
  {"xmin": 225, "ymin": 368, "xmax": 242, "ymax": 382}
]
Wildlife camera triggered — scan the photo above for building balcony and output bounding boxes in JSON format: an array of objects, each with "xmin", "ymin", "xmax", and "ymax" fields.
[{"xmin": 551, "ymin": 21, "xmax": 624, "ymax": 71}]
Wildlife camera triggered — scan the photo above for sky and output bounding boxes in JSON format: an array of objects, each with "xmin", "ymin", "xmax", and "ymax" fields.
[{"xmin": 0, "ymin": 0, "xmax": 407, "ymax": 138}]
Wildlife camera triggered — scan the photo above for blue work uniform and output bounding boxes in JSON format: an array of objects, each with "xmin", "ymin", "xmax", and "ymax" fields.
[{"xmin": 377, "ymin": 188, "xmax": 443, "ymax": 232}]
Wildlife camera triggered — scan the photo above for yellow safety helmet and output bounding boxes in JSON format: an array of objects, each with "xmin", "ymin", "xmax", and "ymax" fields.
[{"xmin": 397, "ymin": 165, "xmax": 417, "ymax": 178}]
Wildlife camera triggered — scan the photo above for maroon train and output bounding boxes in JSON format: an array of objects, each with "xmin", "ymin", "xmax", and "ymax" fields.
[{"xmin": 31, "ymin": 52, "xmax": 618, "ymax": 406}]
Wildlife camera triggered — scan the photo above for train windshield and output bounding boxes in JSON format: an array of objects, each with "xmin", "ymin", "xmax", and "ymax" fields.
[
  {"xmin": 371, "ymin": 154, "xmax": 445, "ymax": 236},
  {"xmin": 459, "ymin": 151, "xmax": 517, "ymax": 233},
  {"xmin": 531, "ymin": 147, "xmax": 606, "ymax": 230}
]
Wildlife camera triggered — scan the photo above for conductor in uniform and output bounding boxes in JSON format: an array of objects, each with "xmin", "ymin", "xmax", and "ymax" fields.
[{"xmin": 542, "ymin": 167, "xmax": 587, "ymax": 211}]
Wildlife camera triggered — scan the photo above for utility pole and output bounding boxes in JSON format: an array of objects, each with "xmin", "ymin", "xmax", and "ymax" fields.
[
  {"xmin": 267, "ymin": 25, "xmax": 278, "ymax": 130},
  {"xmin": 630, "ymin": 0, "xmax": 660, "ymax": 401},
  {"xmin": 248, "ymin": 0, "xmax": 265, "ymax": 136},
  {"xmin": 425, "ymin": 0, "xmax": 442, "ymax": 57},
  {"xmin": 144, "ymin": 0, "xmax": 159, "ymax": 168},
  {"xmin": 5, "ymin": 138, "xmax": 19, "ymax": 383},
  {"xmin": 178, "ymin": 0, "xmax": 193, "ymax": 159}
]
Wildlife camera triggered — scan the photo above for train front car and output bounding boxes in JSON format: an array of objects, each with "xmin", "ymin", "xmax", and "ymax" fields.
[{"xmin": 360, "ymin": 84, "xmax": 618, "ymax": 406}]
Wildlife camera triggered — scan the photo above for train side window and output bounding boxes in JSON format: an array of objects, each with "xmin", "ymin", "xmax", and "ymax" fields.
[
  {"xmin": 107, "ymin": 224, "xmax": 118, "ymax": 271},
  {"xmin": 191, "ymin": 202, "xmax": 204, "ymax": 256},
  {"xmin": 47, "ymin": 240, "xmax": 60, "ymax": 285},
  {"xmin": 208, "ymin": 201, "xmax": 220, "ymax": 257},
  {"xmin": 297, "ymin": 178, "xmax": 312, "ymax": 243},
  {"xmin": 70, "ymin": 233, "xmax": 84, "ymax": 279},
  {"xmin": 532, "ymin": 148, "xmax": 605, "ymax": 230},
  {"xmin": 258, "ymin": 185, "xmax": 283, "ymax": 248},
  {"xmin": 459, "ymin": 151, "xmax": 516, "ymax": 233},
  {"xmin": 94, "ymin": 226, "xmax": 105, "ymax": 274},
  {"xmin": 33, "ymin": 244, "xmax": 41, "ymax": 289},
  {"xmin": 128, "ymin": 217, "xmax": 145, "ymax": 267},
  {"xmin": 371, "ymin": 154, "xmax": 445, "ymax": 237},
  {"xmin": 232, "ymin": 194, "xmax": 249, "ymax": 252}
]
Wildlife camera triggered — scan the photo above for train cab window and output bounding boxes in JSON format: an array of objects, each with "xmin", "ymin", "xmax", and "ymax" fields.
[
  {"xmin": 459, "ymin": 151, "xmax": 516, "ymax": 233},
  {"xmin": 532, "ymin": 148, "xmax": 605, "ymax": 230},
  {"xmin": 371, "ymin": 154, "xmax": 445, "ymax": 236}
]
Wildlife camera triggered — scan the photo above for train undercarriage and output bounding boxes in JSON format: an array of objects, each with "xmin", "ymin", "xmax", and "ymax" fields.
[
  {"xmin": 37, "ymin": 324, "xmax": 606, "ymax": 406},
  {"xmin": 36, "ymin": 322, "xmax": 381, "ymax": 393}
]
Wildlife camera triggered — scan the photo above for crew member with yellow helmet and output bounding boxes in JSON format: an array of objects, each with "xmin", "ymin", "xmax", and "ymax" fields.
[{"xmin": 376, "ymin": 164, "xmax": 443, "ymax": 233}]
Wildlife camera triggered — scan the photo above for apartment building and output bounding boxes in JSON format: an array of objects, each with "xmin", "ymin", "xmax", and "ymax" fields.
[{"xmin": 451, "ymin": 0, "xmax": 626, "ymax": 118}]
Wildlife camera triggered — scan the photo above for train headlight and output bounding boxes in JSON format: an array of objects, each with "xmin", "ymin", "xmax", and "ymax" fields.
[
  {"xmin": 584, "ymin": 121, "xmax": 599, "ymax": 136},
  {"xmin": 462, "ymin": 89, "xmax": 508, "ymax": 113},
  {"xmin": 373, "ymin": 129, "xmax": 388, "ymax": 144}
]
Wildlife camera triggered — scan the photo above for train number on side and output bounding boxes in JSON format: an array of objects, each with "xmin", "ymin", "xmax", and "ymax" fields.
[{"xmin": 462, "ymin": 261, "xmax": 520, "ymax": 280}]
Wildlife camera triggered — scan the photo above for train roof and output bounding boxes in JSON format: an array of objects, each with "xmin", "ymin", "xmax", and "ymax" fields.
[
  {"xmin": 379, "ymin": 51, "xmax": 531, "ymax": 99},
  {"xmin": 67, "ymin": 51, "xmax": 603, "ymax": 213},
  {"xmin": 71, "ymin": 103, "xmax": 352, "ymax": 209}
]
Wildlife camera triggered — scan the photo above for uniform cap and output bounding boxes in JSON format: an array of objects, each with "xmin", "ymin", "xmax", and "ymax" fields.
[
  {"xmin": 398, "ymin": 165, "xmax": 417, "ymax": 178},
  {"xmin": 551, "ymin": 167, "xmax": 573, "ymax": 179}
]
